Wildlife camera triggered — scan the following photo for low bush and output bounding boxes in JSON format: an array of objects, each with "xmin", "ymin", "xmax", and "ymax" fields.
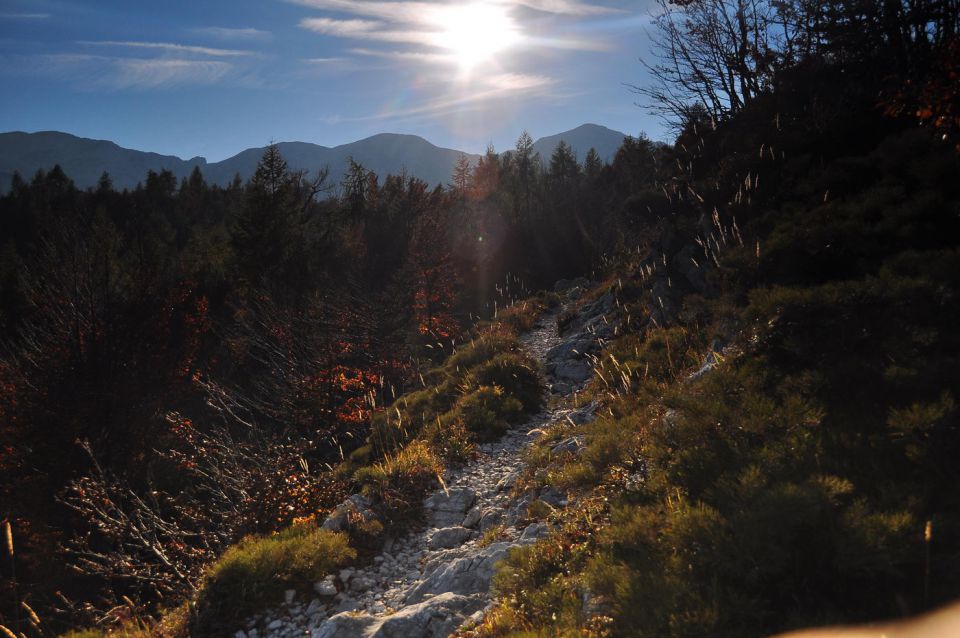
[
  {"xmin": 421, "ymin": 416, "xmax": 475, "ymax": 464},
  {"xmin": 449, "ymin": 385, "xmax": 524, "ymax": 441},
  {"xmin": 353, "ymin": 441, "xmax": 443, "ymax": 527},
  {"xmin": 447, "ymin": 332, "xmax": 522, "ymax": 371},
  {"xmin": 194, "ymin": 526, "xmax": 355, "ymax": 636},
  {"xmin": 471, "ymin": 353, "xmax": 544, "ymax": 413}
]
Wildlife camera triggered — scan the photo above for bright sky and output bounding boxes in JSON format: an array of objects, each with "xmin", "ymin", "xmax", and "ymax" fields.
[{"xmin": 0, "ymin": 0, "xmax": 662, "ymax": 161}]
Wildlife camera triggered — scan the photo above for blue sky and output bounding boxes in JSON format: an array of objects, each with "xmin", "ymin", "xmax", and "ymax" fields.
[{"xmin": 0, "ymin": 0, "xmax": 661, "ymax": 161}]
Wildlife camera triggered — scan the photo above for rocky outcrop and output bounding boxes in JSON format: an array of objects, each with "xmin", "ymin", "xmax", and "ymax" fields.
[
  {"xmin": 314, "ymin": 593, "xmax": 486, "ymax": 638},
  {"xmin": 424, "ymin": 487, "xmax": 476, "ymax": 527},
  {"xmin": 544, "ymin": 292, "xmax": 617, "ymax": 395}
]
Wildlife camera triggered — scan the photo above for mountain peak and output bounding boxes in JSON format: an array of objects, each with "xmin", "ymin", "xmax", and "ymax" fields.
[{"xmin": 531, "ymin": 124, "xmax": 627, "ymax": 163}]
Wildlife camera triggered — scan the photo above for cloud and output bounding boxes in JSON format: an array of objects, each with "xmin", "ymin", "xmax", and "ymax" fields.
[
  {"xmin": 508, "ymin": 0, "xmax": 618, "ymax": 15},
  {"xmin": 348, "ymin": 47, "xmax": 454, "ymax": 64},
  {"xmin": 325, "ymin": 72, "xmax": 556, "ymax": 124},
  {"xmin": 289, "ymin": 1, "xmax": 437, "ymax": 22},
  {"xmin": 485, "ymin": 72, "xmax": 554, "ymax": 91},
  {"xmin": 303, "ymin": 56, "xmax": 349, "ymax": 64},
  {"xmin": 111, "ymin": 58, "xmax": 233, "ymax": 88},
  {"xmin": 8, "ymin": 53, "xmax": 237, "ymax": 89},
  {"xmin": 299, "ymin": 18, "xmax": 388, "ymax": 36},
  {"xmin": 193, "ymin": 27, "xmax": 273, "ymax": 42},
  {"xmin": 294, "ymin": 0, "xmax": 608, "ymax": 57},
  {"xmin": 77, "ymin": 40, "xmax": 255, "ymax": 57},
  {"xmin": 288, "ymin": 0, "xmax": 617, "ymax": 18},
  {"xmin": 0, "ymin": 12, "xmax": 50, "ymax": 19},
  {"xmin": 299, "ymin": 17, "xmax": 441, "ymax": 46}
]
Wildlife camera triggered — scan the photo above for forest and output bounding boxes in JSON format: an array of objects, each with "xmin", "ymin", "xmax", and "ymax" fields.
[{"xmin": 2, "ymin": 1, "xmax": 960, "ymax": 637}]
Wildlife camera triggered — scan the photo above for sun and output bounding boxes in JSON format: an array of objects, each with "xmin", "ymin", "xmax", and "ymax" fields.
[{"xmin": 428, "ymin": 3, "xmax": 521, "ymax": 71}]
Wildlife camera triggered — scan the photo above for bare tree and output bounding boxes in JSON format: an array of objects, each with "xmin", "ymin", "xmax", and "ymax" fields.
[
  {"xmin": 58, "ymin": 406, "xmax": 346, "ymax": 619},
  {"xmin": 635, "ymin": 0, "xmax": 809, "ymax": 125}
]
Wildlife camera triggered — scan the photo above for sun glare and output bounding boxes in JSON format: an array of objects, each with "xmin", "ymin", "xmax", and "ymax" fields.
[{"xmin": 429, "ymin": 3, "xmax": 521, "ymax": 71}]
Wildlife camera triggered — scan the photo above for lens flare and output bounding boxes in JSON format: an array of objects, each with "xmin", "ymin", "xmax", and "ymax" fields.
[{"xmin": 428, "ymin": 3, "xmax": 521, "ymax": 71}]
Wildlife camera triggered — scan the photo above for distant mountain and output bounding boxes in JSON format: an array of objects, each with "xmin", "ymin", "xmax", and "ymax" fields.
[
  {"xmin": 0, "ymin": 124, "xmax": 629, "ymax": 192},
  {"xmin": 0, "ymin": 131, "xmax": 206, "ymax": 192},
  {"xmin": 532, "ymin": 123, "xmax": 627, "ymax": 164},
  {"xmin": 201, "ymin": 134, "xmax": 482, "ymax": 191}
]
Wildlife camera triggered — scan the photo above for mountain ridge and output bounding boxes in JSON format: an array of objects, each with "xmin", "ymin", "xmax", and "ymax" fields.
[{"xmin": 0, "ymin": 125, "xmax": 628, "ymax": 192}]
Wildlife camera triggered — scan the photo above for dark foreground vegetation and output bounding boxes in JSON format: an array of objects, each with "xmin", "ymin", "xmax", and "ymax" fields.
[{"xmin": 3, "ymin": 1, "xmax": 960, "ymax": 636}]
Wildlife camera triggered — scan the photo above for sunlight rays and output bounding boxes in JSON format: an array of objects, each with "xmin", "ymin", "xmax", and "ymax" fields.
[{"xmin": 426, "ymin": 3, "xmax": 521, "ymax": 71}]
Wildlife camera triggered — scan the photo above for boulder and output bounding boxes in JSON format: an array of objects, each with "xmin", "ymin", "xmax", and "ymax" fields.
[
  {"xmin": 520, "ymin": 522, "xmax": 548, "ymax": 542},
  {"xmin": 403, "ymin": 542, "xmax": 513, "ymax": 604},
  {"xmin": 549, "ymin": 359, "xmax": 592, "ymax": 385},
  {"xmin": 321, "ymin": 494, "xmax": 374, "ymax": 532},
  {"xmin": 461, "ymin": 506, "xmax": 482, "ymax": 529},
  {"xmin": 313, "ymin": 592, "xmax": 485, "ymax": 638},
  {"xmin": 314, "ymin": 576, "xmax": 338, "ymax": 597},
  {"xmin": 477, "ymin": 509, "xmax": 502, "ymax": 532},
  {"xmin": 428, "ymin": 526, "xmax": 474, "ymax": 550},
  {"xmin": 424, "ymin": 487, "xmax": 476, "ymax": 527}
]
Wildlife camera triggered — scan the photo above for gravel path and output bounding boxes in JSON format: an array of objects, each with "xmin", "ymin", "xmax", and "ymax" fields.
[{"xmin": 238, "ymin": 302, "xmax": 600, "ymax": 638}]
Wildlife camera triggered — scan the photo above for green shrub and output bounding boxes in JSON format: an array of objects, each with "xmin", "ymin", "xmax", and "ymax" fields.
[
  {"xmin": 195, "ymin": 526, "xmax": 355, "ymax": 635},
  {"xmin": 472, "ymin": 353, "xmax": 544, "ymax": 413},
  {"xmin": 421, "ymin": 416, "xmax": 475, "ymax": 464},
  {"xmin": 447, "ymin": 332, "xmax": 520, "ymax": 371},
  {"xmin": 448, "ymin": 385, "xmax": 524, "ymax": 440},
  {"xmin": 493, "ymin": 535, "xmax": 589, "ymax": 635},
  {"xmin": 353, "ymin": 441, "xmax": 443, "ymax": 527}
]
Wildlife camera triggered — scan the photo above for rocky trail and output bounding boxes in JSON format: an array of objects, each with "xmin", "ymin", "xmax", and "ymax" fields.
[{"xmin": 238, "ymin": 287, "xmax": 613, "ymax": 638}]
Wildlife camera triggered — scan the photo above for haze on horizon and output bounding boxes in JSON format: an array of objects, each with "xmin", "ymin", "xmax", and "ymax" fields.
[{"xmin": 0, "ymin": 0, "xmax": 661, "ymax": 162}]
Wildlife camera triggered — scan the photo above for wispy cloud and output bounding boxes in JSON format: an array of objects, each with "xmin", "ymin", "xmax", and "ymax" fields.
[
  {"xmin": 294, "ymin": 0, "xmax": 609, "ymax": 57},
  {"xmin": 288, "ymin": 0, "xmax": 617, "ymax": 18},
  {"xmin": 111, "ymin": 58, "xmax": 233, "ymax": 88},
  {"xmin": 303, "ymin": 56, "xmax": 349, "ymax": 64},
  {"xmin": 7, "ymin": 53, "xmax": 237, "ymax": 89},
  {"xmin": 324, "ymin": 72, "xmax": 556, "ymax": 124},
  {"xmin": 299, "ymin": 17, "xmax": 441, "ymax": 46},
  {"xmin": 289, "ymin": 1, "xmax": 437, "ymax": 22},
  {"xmin": 300, "ymin": 18, "xmax": 388, "ymax": 37},
  {"xmin": 348, "ymin": 47, "xmax": 453, "ymax": 64},
  {"xmin": 77, "ymin": 40, "xmax": 255, "ymax": 57},
  {"xmin": 0, "ymin": 12, "xmax": 50, "ymax": 19},
  {"xmin": 508, "ymin": 0, "xmax": 617, "ymax": 15},
  {"xmin": 193, "ymin": 26, "xmax": 273, "ymax": 42}
]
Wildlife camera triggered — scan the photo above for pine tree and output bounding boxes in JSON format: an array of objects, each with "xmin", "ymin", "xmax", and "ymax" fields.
[
  {"xmin": 233, "ymin": 144, "xmax": 301, "ymax": 286},
  {"xmin": 513, "ymin": 131, "xmax": 539, "ymax": 221},
  {"xmin": 549, "ymin": 140, "xmax": 580, "ymax": 187},
  {"xmin": 583, "ymin": 147, "xmax": 603, "ymax": 182}
]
